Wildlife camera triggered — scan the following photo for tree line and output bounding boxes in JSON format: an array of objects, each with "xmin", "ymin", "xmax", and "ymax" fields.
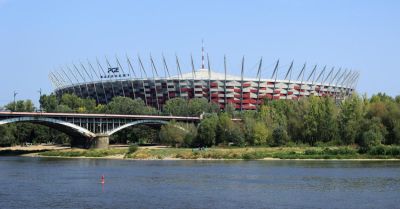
[{"xmin": 1, "ymin": 93, "xmax": 400, "ymax": 152}]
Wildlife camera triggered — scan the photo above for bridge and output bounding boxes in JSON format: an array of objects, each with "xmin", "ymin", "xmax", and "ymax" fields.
[{"xmin": 0, "ymin": 112, "xmax": 200, "ymax": 149}]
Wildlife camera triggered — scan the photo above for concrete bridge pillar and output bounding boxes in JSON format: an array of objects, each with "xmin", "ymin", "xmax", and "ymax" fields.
[{"xmin": 90, "ymin": 134, "xmax": 109, "ymax": 149}]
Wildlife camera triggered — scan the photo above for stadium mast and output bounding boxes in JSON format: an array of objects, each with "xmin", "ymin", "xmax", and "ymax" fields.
[{"xmin": 201, "ymin": 39, "xmax": 205, "ymax": 69}]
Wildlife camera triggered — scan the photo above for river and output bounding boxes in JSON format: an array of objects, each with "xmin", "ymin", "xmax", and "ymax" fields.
[{"xmin": 0, "ymin": 157, "xmax": 399, "ymax": 209}]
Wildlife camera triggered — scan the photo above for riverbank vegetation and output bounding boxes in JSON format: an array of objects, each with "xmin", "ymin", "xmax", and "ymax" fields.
[
  {"xmin": 35, "ymin": 146, "xmax": 400, "ymax": 160},
  {"xmin": 39, "ymin": 148, "xmax": 127, "ymax": 158},
  {"xmin": 1, "ymin": 93, "xmax": 400, "ymax": 159}
]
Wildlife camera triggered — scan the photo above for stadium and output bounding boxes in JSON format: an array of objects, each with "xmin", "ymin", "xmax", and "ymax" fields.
[{"xmin": 49, "ymin": 48, "xmax": 359, "ymax": 111}]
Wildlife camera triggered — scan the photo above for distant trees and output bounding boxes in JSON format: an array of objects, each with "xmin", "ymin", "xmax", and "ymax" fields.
[
  {"xmin": 159, "ymin": 121, "xmax": 197, "ymax": 147},
  {"xmin": 2, "ymin": 92, "xmax": 400, "ymax": 150},
  {"xmin": 163, "ymin": 97, "xmax": 220, "ymax": 116},
  {"xmin": 105, "ymin": 97, "xmax": 157, "ymax": 115},
  {"xmin": 5, "ymin": 100, "xmax": 35, "ymax": 112}
]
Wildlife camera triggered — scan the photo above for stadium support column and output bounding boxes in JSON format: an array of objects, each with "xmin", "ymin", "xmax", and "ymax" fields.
[
  {"xmin": 60, "ymin": 68, "xmax": 77, "ymax": 95},
  {"xmin": 207, "ymin": 54, "xmax": 211, "ymax": 102},
  {"xmin": 256, "ymin": 57, "xmax": 263, "ymax": 109},
  {"xmin": 271, "ymin": 60, "xmax": 280, "ymax": 100},
  {"xmin": 162, "ymin": 55, "xmax": 171, "ymax": 101},
  {"xmin": 339, "ymin": 70, "xmax": 352, "ymax": 99},
  {"xmin": 296, "ymin": 63, "xmax": 306, "ymax": 100},
  {"xmin": 315, "ymin": 66, "xmax": 326, "ymax": 96},
  {"xmin": 49, "ymin": 73, "xmax": 61, "ymax": 92},
  {"xmin": 308, "ymin": 65, "xmax": 318, "ymax": 96},
  {"xmin": 138, "ymin": 55, "xmax": 148, "ymax": 106},
  {"xmin": 80, "ymin": 61, "xmax": 99, "ymax": 103},
  {"xmin": 322, "ymin": 67, "xmax": 335, "ymax": 97},
  {"xmin": 116, "ymin": 56, "xmax": 128, "ymax": 98},
  {"xmin": 175, "ymin": 55, "xmax": 183, "ymax": 98},
  {"xmin": 54, "ymin": 71, "xmax": 69, "ymax": 94},
  {"xmin": 240, "ymin": 56, "xmax": 245, "ymax": 112},
  {"xmin": 67, "ymin": 65, "xmax": 84, "ymax": 98},
  {"xmin": 284, "ymin": 61, "xmax": 294, "ymax": 100},
  {"xmin": 73, "ymin": 63, "xmax": 90, "ymax": 100},
  {"xmin": 223, "ymin": 55, "xmax": 227, "ymax": 109},
  {"xmin": 333, "ymin": 69, "xmax": 347, "ymax": 102},
  {"xmin": 190, "ymin": 55, "xmax": 196, "ymax": 99},
  {"xmin": 150, "ymin": 55, "xmax": 161, "ymax": 112},
  {"xmin": 88, "ymin": 60, "xmax": 108, "ymax": 103},
  {"xmin": 329, "ymin": 68, "xmax": 341, "ymax": 98},
  {"xmin": 97, "ymin": 58, "xmax": 116, "ymax": 99},
  {"xmin": 126, "ymin": 55, "xmax": 137, "ymax": 99},
  {"xmin": 106, "ymin": 56, "xmax": 125, "ymax": 97}
]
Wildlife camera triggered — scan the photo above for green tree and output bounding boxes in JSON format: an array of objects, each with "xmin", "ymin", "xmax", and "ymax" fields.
[
  {"xmin": 271, "ymin": 126, "xmax": 289, "ymax": 146},
  {"xmin": 39, "ymin": 94, "xmax": 58, "ymax": 112},
  {"xmin": 188, "ymin": 98, "xmax": 209, "ymax": 116},
  {"xmin": 303, "ymin": 96, "xmax": 320, "ymax": 145},
  {"xmin": 318, "ymin": 97, "xmax": 339, "ymax": 142},
  {"xmin": 106, "ymin": 97, "xmax": 156, "ymax": 115},
  {"xmin": 163, "ymin": 98, "xmax": 189, "ymax": 116},
  {"xmin": 5, "ymin": 100, "xmax": 35, "ymax": 112},
  {"xmin": 216, "ymin": 113, "xmax": 235, "ymax": 145},
  {"xmin": 338, "ymin": 94, "xmax": 364, "ymax": 145},
  {"xmin": 0, "ymin": 125, "xmax": 16, "ymax": 147},
  {"xmin": 195, "ymin": 114, "xmax": 218, "ymax": 147},
  {"xmin": 159, "ymin": 122, "xmax": 197, "ymax": 147},
  {"xmin": 359, "ymin": 130, "xmax": 383, "ymax": 151},
  {"xmin": 252, "ymin": 121, "xmax": 271, "ymax": 145}
]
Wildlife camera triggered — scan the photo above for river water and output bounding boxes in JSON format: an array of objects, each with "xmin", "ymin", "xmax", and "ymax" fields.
[{"xmin": 0, "ymin": 157, "xmax": 399, "ymax": 209}]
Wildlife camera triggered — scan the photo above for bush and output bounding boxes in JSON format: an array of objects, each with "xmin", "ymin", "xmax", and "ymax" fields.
[
  {"xmin": 367, "ymin": 145, "xmax": 400, "ymax": 156},
  {"xmin": 271, "ymin": 126, "xmax": 289, "ymax": 146},
  {"xmin": 359, "ymin": 130, "xmax": 383, "ymax": 150},
  {"xmin": 304, "ymin": 149, "xmax": 320, "ymax": 155},
  {"xmin": 127, "ymin": 145, "xmax": 139, "ymax": 154},
  {"xmin": 368, "ymin": 145, "xmax": 386, "ymax": 155},
  {"xmin": 323, "ymin": 147, "xmax": 357, "ymax": 155},
  {"xmin": 387, "ymin": 146, "xmax": 400, "ymax": 156}
]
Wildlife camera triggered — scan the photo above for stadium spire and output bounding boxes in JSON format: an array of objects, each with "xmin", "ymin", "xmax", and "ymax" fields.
[{"xmin": 201, "ymin": 39, "xmax": 205, "ymax": 69}]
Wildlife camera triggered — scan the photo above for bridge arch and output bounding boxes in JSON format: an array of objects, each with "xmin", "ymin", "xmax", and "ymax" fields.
[
  {"xmin": 0, "ymin": 117, "xmax": 96, "ymax": 138},
  {"xmin": 106, "ymin": 119, "xmax": 188, "ymax": 136}
]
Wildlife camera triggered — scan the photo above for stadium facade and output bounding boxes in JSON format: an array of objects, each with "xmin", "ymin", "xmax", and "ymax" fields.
[{"xmin": 49, "ymin": 48, "xmax": 359, "ymax": 111}]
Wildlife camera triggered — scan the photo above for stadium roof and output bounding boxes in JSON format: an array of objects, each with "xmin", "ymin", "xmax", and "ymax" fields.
[{"xmin": 169, "ymin": 68, "xmax": 242, "ymax": 80}]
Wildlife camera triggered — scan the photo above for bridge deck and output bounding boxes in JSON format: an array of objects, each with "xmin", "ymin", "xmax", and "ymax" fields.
[{"xmin": 0, "ymin": 112, "xmax": 200, "ymax": 121}]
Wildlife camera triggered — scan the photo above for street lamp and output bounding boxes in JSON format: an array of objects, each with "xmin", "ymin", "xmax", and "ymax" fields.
[
  {"xmin": 13, "ymin": 91, "xmax": 18, "ymax": 112},
  {"xmin": 38, "ymin": 88, "xmax": 42, "ymax": 112}
]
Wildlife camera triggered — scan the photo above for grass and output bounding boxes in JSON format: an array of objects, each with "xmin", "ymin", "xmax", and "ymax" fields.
[
  {"xmin": 34, "ymin": 145, "xmax": 400, "ymax": 160},
  {"xmin": 127, "ymin": 146, "xmax": 400, "ymax": 160},
  {"xmin": 40, "ymin": 148, "xmax": 127, "ymax": 157}
]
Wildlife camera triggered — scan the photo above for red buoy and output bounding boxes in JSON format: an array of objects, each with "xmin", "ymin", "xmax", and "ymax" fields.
[{"xmin": 101, "ymin": 175, "xmax": 105, "ymax": 184}]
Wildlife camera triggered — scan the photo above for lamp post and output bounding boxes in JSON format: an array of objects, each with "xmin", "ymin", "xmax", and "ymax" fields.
[
  {"xmin": 38, "ymin": 88, "xmax": 42, "ymax": 112},
  {"xmin": 13, "ymin": 91, "xmax": 18, "ymax": 112}
]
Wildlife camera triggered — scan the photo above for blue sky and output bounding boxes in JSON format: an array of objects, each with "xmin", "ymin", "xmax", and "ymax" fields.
[{"xmin": 0, "ymin": 0, "xmax": 399, "ymax": 106}]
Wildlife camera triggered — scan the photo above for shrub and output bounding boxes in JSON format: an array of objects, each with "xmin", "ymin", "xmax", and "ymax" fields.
[
  {"xmin": 304, "ymin": 149, "xmax": 320, "ymax": 155},
  {"xmin": 387, "ymin": 146, "xmax": 400, "ymax": 156},
  {"xmin": 271, "ymin": 126, "xmax": 289, "ymax": 146},
  {"xmin": 323, "ymin": 147, "xmax": 357, "ymax": 155},
  {"xmin": 128, "ymin": 144, "xmax": 139, "ymax": 154},
  {"xmin": 368, "ymin": 145, "xmax": 386, "ymax": 155},
  {"xmin": 360, "ymin": 130, "xmax": 383, "ymax": 150}
]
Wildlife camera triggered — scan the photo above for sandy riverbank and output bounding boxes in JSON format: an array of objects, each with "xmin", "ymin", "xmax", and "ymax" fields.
[
  {"xmin": 2, "ymin": 145, "xmax": 400, "ymax": 161},
  {"xmin": 0, "ymin": 144, "xmax": 67, "ymax": 151}
]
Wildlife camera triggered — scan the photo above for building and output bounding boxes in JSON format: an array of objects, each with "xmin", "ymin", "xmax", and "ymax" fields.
[{"xmin": 49, "ymin": 48, "xmax": 359, "ymax": 111}]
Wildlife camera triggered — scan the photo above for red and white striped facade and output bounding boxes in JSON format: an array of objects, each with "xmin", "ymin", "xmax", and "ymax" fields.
[{"xmin": 52, "ymin": 64, "xmax": 358, "ymax": 110}]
